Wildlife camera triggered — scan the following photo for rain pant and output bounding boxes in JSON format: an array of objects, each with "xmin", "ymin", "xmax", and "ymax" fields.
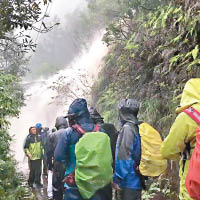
[
  {"xmin": 54, "ymin": 98, "xmax": 111, "ymax": 200},
  {"xmin": 53, "ymin": 162, "xmax": 66, "ymax": 200},
  {"xmin": 28, "ymin": 159, "xmax": 42, "ymax": 185},
  {"xmin": 161, "ymin": 78, "xmax": 200, "ymax": 200},
  {"xmin": 41, "ymin": 127, "xmax": 50, "ymax": 175},
  {"xmin": 120, "ymin": 188, "xmax": 141, "ymax": 200},
  {"xmin": 64, "ymin": 184, "xmax": 110, "ymax": 200}
]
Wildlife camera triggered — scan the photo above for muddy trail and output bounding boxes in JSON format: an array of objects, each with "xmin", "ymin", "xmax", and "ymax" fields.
[
  {"xmin": 32, "ymin": 175, "xmax": 48, "ymax": 200},
  {"xmin": 18, "ymin": 169, "xmax": 50, "ymax": 200}
]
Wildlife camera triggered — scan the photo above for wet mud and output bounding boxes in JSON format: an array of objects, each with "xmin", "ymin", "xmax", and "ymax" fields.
[{"xmin": 31, "ymin": 175, "xmax": 49, "ymax": 200}]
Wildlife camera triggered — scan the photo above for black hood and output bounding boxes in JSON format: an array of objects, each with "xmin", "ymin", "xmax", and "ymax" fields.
[
  {"xmin": 88, "ymin": 107, "xmax": 104, "ymax": 124},
  {"xmin": 43, "ymin": 127, "xmax": 49, "ymax": 132},
  {"xmin": 67, "ymin": 98, "xmax": 92, "ymax": 125},
  {"xmin": 55, "ymin": 116, "xmax": 68, "ymax": 130},
  {"xmin": 118, "ymin": 99, "xmax": 140, "ymax": 125}
]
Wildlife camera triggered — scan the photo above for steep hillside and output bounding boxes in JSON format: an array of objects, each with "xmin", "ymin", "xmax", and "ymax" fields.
[
  {"xmin": 92, "ymin": 0, "xmax": 200, "ymax": 132},
  {"xmin": 91, "ymin": 0, "xmax": 200, "ymax": 198}
]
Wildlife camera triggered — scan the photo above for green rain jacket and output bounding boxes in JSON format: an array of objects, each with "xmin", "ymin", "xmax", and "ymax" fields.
[
  {"xmin": 161, "ymin": 78, "xmax": 200, "ymax": 200},
  {"xmin": 24, "ymin": 133, "xmax": 44, "ymax": 160}
]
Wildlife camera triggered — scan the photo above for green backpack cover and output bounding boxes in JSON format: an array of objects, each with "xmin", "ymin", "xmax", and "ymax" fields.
[{"xmin": 75, "ymin": 131, "xmax": 113, "ymax": 199}]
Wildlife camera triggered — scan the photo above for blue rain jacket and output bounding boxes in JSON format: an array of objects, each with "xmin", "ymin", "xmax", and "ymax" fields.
[
  {"xmin": 113, "ymin": 122, "xmax": 141, "ymax": 189},
  {"xmin": 54, "ymin": 98, "xmax": 106, "ymax": 200}
]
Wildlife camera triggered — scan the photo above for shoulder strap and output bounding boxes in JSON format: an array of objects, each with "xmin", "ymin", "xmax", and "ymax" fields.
[
  {"xmin": 182, "ymin": 107, "xmax": 200, "ymax": 174},
  {"xmin": 184, "ymin": 107, "xmax": 200, "ymax": 125},
  {"xmin": 93, "ymin": 124, "xmax": 100, "ymax": 132},
  {"xmin": 72, "ymin": 124, "xmax": 86, "ymax": 135},
  {"xmin": 72, "ymin": 124, "xmax": 100, "ymax": 135}
]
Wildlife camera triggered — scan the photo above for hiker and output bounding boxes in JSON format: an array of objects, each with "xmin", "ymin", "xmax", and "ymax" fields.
[
  {"xmin": 36, "ymin": 123, "xmax": 43, "ymax": 135},
  {"xmin": 36, "ymin": 123, "xmax": 49, "ymax": 175},
  {"xmin": 46, "ymin": 127, "xmax": 57, "ymax": 171},
  {"xmin": 24, "ymin": 126, "xmax": 43, "ymax": 188},
  {"xmin": 41, "ymin": 127, "xmax": 50, "ymax": 176},
  {"xmin": 54, "ymin": 98, "xmax": 113, "ymax": 200},
  {"xmin": 161, "ymin": 78, "xmax": 200, "ymax": 200},
  {"xmin": 89, "ymin": 107, "xmax": 118, "ymax": 168},
  {"xmin": 47, "ymin": 116, "xmax": 68, "ymax": 200},
  {"xmin": 113, "ymin": 99, "xmax": 142, "ymax": 200}
]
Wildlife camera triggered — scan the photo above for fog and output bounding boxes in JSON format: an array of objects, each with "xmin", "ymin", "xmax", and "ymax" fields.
[
  {"xmin": 26, "ymin": 0, "xmax": 101, "ymax": 80},
  {"xmin": 10, "ymin": 0, "xmax": 108, "ymax": 173},
  {"xmin": 50, "ymin": 0, "xmax": 87, "ymax": 19}
]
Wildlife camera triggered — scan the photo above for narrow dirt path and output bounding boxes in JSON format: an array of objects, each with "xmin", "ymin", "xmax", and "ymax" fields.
[{"xmin": 31, "ymin": 175, "xmax": 49, "ymax": 200}]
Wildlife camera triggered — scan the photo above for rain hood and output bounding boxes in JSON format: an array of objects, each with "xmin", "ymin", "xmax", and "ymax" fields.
[
  {"xmin": 176, "ymin": 78, "xmax": 200, "ymax": 114},
  {"xmin": 55, "ymin": 116, "xmax": 68, "ymax": 130},
  {"xmin": 118, "ymin": 99, "xmax": 140, "ymax": 125}
]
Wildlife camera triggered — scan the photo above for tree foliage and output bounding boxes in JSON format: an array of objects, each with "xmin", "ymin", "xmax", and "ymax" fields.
[
  {"xmin": 0, "ymin": 1, "xmax": 53, "ymax": 199},
  {"xmin": 0, "ymin": 0, "xmax": 52, "ymax": 127},
  {"xmin": 50, "ymin": 69, "xmax": 93, "ymax": 105},
  {"xmin": 0, "ymin": 0, "xmax": 53, "ymax": 53},
  {"xmin": 29, "ymin": 6, "xmax": 101, "ymax": 80},
  {"xmin": 0, "ymin": 74, "xmax": 24, "ymax": 127}
]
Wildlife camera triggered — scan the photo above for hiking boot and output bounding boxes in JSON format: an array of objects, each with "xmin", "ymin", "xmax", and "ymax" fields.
[{"xmin": 35, "ymin": 183, "xmax": 43, "ymax": 188}]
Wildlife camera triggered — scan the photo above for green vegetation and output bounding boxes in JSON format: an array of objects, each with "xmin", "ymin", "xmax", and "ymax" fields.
[
  {"xmin": 0, "ymin": 0, "xmax": 52, "ymax": 198},
  {"xmin": 0, "ymin": 74, "xmax": 24, "ymax": 127},
  {"xmin": 0, "ymin": 73, "xmax": 36, "ymax": 199},
  {"xmin": 92, "ymin": 0, "xmax": 200, "ymax": 131},
  {"xmin": 0, "ymin": 0, "xmax": 53, "ymax": 53},
  {"xmin": 91, "ymin": 0, "xmax": 200, "ymax": 198},
  {"xmin": 0, "ymin": 130, "xmax": 35, "ymax": 199}
]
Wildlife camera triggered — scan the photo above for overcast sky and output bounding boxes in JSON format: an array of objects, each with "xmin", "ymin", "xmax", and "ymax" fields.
[
  {"xmin": 47, "ymin": 0, "xmax": 87, "ymax": 19},
  {"xmin": 28, "ymin": 0, "xmax": 88, "ymax": 48}
]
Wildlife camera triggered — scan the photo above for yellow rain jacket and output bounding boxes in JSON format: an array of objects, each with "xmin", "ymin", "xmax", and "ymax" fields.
[{"xmin": 161, "ymin": 78, "xmax": 200, "ymax": 200}]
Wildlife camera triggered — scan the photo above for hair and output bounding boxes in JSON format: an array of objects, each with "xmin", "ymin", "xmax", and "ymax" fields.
[{"xmin": 29, "ymin": 126, "xmax": 37, "ymax": 134}]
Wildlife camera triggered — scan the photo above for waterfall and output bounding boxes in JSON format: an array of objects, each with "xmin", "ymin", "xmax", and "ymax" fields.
[{"xmin": 9, "ymin": 34, "xmax": 108, "ymax": 173}]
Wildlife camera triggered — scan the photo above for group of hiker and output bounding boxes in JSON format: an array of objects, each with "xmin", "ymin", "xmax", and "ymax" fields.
[{"xmin": 23, "ymin": 78, "xmax": 200, "ymax": 200}]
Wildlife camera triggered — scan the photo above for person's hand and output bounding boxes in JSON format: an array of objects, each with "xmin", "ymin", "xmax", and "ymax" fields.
[
  {"xmin": 29, "ymin": 155, "xmax": 32, "ymax": 160},
  {"xmin": 112, "ymin": 182, "xmax": 120, "ymax": 191}
]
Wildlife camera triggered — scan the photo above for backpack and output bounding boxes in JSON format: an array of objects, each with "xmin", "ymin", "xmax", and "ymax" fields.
[
  {"xmin": 184, "ymin": 107, "xmax": 200, "ymax": 200},
  {"xmin": 138, "ymin": 123, "xmax": 167, "ymax": 177},
  {"xmin": 73, "ymin": 124, "xmax": 113, "ymax": 199}
]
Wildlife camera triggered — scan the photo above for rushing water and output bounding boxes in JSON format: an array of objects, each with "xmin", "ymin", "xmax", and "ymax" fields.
[{"xmin": 9, "ymin": 35, "xmax": 108, "ymax": 198}]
